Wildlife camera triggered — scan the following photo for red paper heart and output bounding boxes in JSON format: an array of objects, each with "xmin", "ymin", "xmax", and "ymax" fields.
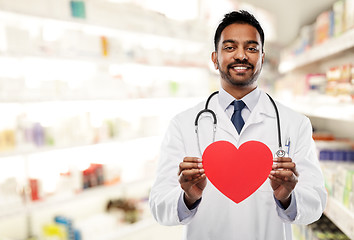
[{"xmin": 202, "ymin": 140, "xmax": 273, "ymax": 203}]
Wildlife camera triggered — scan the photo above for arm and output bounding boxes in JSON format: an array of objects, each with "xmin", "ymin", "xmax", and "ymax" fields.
[
  {"xmin": 270, "ymin": 117, "xmax": 327, "ymax": 224},
  {"xmin": 269, "ymin": 156, "xmax": 298, "ymax": 221},
  {"xmin": 178, "ymin": 157, "xmax": 206, "ymax": 208},
  {"xmin": 149, "ymin": 118, "xmax": 206, "ymax": 225},
  {"xmin": 269, "ymin": 156, "xmax": 298, "ymax": 208}
]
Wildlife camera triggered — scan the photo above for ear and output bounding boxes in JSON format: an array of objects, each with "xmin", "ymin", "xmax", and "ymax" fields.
[
  {"xmin": 261, "ymin": 51, "xmax": 265, "ymax": 64},
  {"xmin": 211, "ymin": 51, "xmax": 218, "ymax": 70}
]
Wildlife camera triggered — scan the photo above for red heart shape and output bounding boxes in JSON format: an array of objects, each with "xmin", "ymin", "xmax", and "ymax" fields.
[{"xmin": 202, "ymin": 140, "xmax": 273, "ymax": 203}]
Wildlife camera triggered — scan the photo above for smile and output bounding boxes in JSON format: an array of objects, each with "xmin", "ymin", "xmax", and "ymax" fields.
[
  {"xmin": 229, "ymin": 65, "xmax": 253, "ymax": 73},
  {"xmin": 233, "ymin": 66, "xmax": 249, "ymax": 70}
]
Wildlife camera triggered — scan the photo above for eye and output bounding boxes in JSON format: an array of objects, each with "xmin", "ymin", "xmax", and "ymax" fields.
[
  {"xmin": 247, "ymin": 47, "xmax": 258, "ymax": 52},
  {"xmin": 223, "ymin": 46, "xmax": 235, "ymax": 51}
]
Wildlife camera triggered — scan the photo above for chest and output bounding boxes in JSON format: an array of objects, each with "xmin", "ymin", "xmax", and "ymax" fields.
[{"xmin": 186, "ymin": 114, "xmax": 286, "ymax": 158}]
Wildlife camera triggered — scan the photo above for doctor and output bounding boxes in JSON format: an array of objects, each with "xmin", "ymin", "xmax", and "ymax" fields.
[{"xmin": 149, "ymin": 10, "xmax": 327, "ymax": 240}]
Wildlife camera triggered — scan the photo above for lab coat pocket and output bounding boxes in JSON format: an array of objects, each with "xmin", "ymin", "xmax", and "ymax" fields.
[{"xmin": 257, "ymin": 178, "xmax": 274, "ymax": 208}]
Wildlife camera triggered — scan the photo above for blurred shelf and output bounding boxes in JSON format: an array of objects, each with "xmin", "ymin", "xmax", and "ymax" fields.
[
  {"xmin": 0, "ymin": 52, "xmax": 209, "ymax": 70},
  {"xmin": 0, "ymin": 135, "xmax": 162, "ymax": 158},
  {"xmin": 0, "ymin": 136, "xmax": 166, "ymax": 161},
  {"xmin": 0, "ymin": 3, "xmax": 207, "ymax": 239},
  {"xmin": 0, "ymin": 97, "xmax": 203, "ymax": 158},
  {"xmin": 28, "ymin": 177, "xmax": 153, "ymax": 212},
  {"xmin": 0, "ymin": 92, "xmax": 205, "ymax": 103},
  {"xmin": 108, "ymin": 219, "xmax": 183, "ymax": 240},
  {"xmin": 99, "ymin": 217, "xmax": 157, "ymax": 240},
  {"xmin": 276, "ymin": 95, "xmax": 354, "ymax": 121},
  {"xmin": 0, "ymin": 177, "xmax": 154, "ymax": 220},
  {"xmin": 0, "ymin": 9, "xmax": 205, "ymax": 44},
  {"xmin": 0, "ymin": 203, "xmax": 26, "ymax": 219},
  {"xmin": 324, "ymin": 197, "xmax": 354, "ymax": 240},
  {"xmin": 279, "ymin": 28, "xmax": 354, "ymax": 73},
  {"xmin": 76, "ymin": 211, "xmax": 181, "ymax": 240}
]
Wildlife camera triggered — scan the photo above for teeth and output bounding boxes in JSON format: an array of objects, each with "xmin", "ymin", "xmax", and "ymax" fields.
[{"xmin": 233, "ymin": 66, "xmax": 248, "ymax": 70}]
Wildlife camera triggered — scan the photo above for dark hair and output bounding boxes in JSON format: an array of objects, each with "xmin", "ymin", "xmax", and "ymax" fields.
[{"xmin": 214, "ymin": 10, "xmax": 264, "ymax": 52}]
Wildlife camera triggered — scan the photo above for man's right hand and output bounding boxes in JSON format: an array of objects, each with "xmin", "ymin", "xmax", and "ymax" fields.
[{"xmin": 178, "ymin": 157, "xmax": 206, "ymax": 209}]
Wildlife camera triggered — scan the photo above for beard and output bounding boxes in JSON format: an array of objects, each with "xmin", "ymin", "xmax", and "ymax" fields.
[{"xmin": 218, "ymin": 59, "xmax": 261, "ymax": 87}]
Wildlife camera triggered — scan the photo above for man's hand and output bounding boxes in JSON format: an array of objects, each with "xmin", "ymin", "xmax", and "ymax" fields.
[
  {"xmin": 269, "ymin": 157, "xmax": 299, "ymax": 208},
  {"xmin": 178, "ymin": 157, "xmax": 206, "ymax": 209}
]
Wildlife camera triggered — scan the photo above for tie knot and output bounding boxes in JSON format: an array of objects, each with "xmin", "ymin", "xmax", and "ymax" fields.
[{"xmin": 233, "ymin": 100, "xmax": 245, "ymax": 111}]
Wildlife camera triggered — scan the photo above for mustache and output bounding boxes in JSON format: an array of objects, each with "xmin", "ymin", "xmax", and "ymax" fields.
[{"xmin": 227, "ymin": 59, "xmax": 254, "ymax": 69}]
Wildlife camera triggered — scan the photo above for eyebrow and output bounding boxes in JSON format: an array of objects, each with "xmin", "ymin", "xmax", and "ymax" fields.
[{"xmin": 222, "ymin": 39, "xmax": 260, "ymax": 46}]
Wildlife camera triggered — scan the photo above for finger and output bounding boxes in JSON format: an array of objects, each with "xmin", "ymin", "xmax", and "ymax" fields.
[
  {"xmin": 268, "ymin": 174, "xmax": 283, "ymax": 183},
  {"xmin": 273, "ymin": 162, "xmax": 299, "ymax": 178},
  {"xmin": 272, "ymin": 162, "xmax": 296, "ymax": 170},
  {"xmin": 181, "ymin": 168, "xmax": 204, "ymax": 177},
  {"xmin": 179, "ymin": 169, "xmax": 204, "ymax": 182},
  {"xmin": 183, "ymin": 157, "xmax": 203, "ymax": 163},
  {"xmin": 273, "ymin": 157, "xmax": 292, "ymax": 163},
  {"xmin": 180, "ymin": 173, "xmax": 206, "ymax": 186},
  {"xmin": 191, "ymin": 173, "xmax": 206, "ymax": 183},
  {"xmin": 269, "ymin": 173, "xmax": 295, "ymax": 183},
  {"xmin": 270, "ymin": 170, "xmax": 296, "ymax": 181},
  {"xmin": 179, "ymin": 162, "xmax": 203, "ymax": 171},
  {"xmin": 178, "ymin": 161, "xmax": 203, "ymax": 175},
  {"xmin": 181, "ymin": 175, "xmax": 206, "ymax": 190}
]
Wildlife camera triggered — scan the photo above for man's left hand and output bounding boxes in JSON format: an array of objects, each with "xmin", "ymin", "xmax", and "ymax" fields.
[{"xmin": 269, "ymin": 157, "xmax": 299, "ymax": 208}]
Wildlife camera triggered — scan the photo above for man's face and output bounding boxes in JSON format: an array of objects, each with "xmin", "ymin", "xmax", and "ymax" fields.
[{"xmin": 212, "ymin": 23, "xmax": 264, "ymax": 89}]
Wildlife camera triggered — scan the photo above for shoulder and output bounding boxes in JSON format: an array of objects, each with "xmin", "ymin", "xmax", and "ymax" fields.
[
  {"xmin": 260, "ymin": 91, "xmax": 310, "ymax": 127},
  {"xmin": 164, "ymin": 101, "xmax": 206, "ymax": 138},
  {"xmin": 274, "ymin": 100, "xmax": 311, "ymax": 128},
  {"xmin": 276, "ymin": 101, "xmax": 307, "ymax": 119},
  {"xmin": 173, "ymin": 101, "xmax": 205, "ymax": 124}
]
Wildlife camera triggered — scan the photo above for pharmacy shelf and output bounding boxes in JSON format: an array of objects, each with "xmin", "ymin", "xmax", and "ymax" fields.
[
  {"xmin": 0, "ymin": 50, "xmax": 209, "ymax": 71},
  {"xmin": 0, "ymin": 95, "xmax": 204, "ymax": 104},
  {"xmin": 276, "ymin": 95, "xmax": 354, "ymax": 122},
  {"xmin": 29, "ymin": 178, "xmax": 153, "ymax": 213},
  {"xmin": 0, "ymin": 177, "xmax": 154, "ymax": 220},
  {"xmin": 324, "ymin": 197, "xmax": 354, "ymax": 240},
  {"xmin": 80, "ymin": 210, "xmax": 182, "ymax": 240},
  {"xmin": 0, "ymin": 9, "xmax": 205, "ymax": 44},
  {"xmin": 0, "ymin": 135, "xmax": 161, "ymax": 158},
  {"xmin": 109, "ymin": 219, "xmax": 183, "ymax": 240},
  {"xmin": 279, "ymin": 28, "xmax": 354, "ymax": 73},
  {"xmin": 100, "ymin": 217, "xmax": 157, "ymax": 240},
  {"xmin": 0, "ymin": 97, "xmax": 203, "ymax": 158}
]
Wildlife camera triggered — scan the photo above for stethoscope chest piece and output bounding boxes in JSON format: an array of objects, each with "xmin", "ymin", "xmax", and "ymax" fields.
[{"xmin": 275, "ymin": 149, "xmax": 287, "ymax": 158}]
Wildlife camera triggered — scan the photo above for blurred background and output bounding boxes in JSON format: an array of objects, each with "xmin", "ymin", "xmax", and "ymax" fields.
[{"xmin": 0, "ymin": 0, "xmax": 353, "ymax": 239}]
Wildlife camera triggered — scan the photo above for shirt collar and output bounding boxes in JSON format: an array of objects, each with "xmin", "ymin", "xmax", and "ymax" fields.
[{"xmin": 218, "ymin": 87, "xmax": 261, "ymax": 112}]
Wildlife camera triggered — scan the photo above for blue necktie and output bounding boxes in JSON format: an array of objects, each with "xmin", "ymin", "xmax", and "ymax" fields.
[{"xmin": 231, "ymin": 100, "xmax": 246, "ymax": 134}]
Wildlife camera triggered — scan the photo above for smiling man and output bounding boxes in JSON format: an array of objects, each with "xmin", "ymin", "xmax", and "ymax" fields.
[
  {"xmin": 212, "ymin": 21, "xmax": 264, "ymax": 99},
  {"xmin": 149, "ymin": 10, "xmax": 327, "ymax": 240},
  {"xmin": 212, "ymin": 23, "xmax": 264, "ymax": 85}
]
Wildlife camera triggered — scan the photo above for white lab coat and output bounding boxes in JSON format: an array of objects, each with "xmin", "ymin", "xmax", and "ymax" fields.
[{"xmin": 149, "ymin": 90, "xmax": 327, "ymax": 240}]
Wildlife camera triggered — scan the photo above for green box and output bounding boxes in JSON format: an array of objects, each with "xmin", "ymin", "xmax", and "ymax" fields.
[
  {"xmin": 345, "ymin": 170, "xmax": 354, "ymax": 191},
  {"xmin": 70, "ymin": 1, "xmax": 86, "ymax": 19}
]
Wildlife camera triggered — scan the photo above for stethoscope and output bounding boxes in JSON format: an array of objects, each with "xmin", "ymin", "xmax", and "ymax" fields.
[{"xmin": 194, "ymin": 91, "xmax": 287, "ymax": 158}]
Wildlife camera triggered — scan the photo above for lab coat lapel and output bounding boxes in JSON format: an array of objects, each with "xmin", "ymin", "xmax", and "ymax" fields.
[
  {"xmin": 212, "ymin": 96, "xmax": 240, "ymax": 139},
  {"xmin": 243, "ymin": 91, "xmax": 276, "ymax": 130},
  {"xmin": 211, "ymin": 91, "xmax": 276, "ymax": 141}
]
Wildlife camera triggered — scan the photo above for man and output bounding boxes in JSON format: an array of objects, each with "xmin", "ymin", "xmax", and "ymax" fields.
[{"xmin": 149, "ymin": 10, "xmax": 327, "ymax": 239}]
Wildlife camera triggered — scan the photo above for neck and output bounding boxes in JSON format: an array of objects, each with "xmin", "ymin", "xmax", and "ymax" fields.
[{"xmin": 222, "ymin": 83, "xmax": 257, "ymax": 100}]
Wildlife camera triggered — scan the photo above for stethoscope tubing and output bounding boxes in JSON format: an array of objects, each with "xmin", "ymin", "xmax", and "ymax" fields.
[{"xmin": 194, "ymin": 91, "xmax": 286, "ymax": 157}]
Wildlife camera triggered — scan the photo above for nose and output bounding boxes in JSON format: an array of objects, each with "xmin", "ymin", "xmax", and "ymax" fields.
[{"xmin": 233, "ymin": 48, "xmax": 248, "ymax": 61}]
